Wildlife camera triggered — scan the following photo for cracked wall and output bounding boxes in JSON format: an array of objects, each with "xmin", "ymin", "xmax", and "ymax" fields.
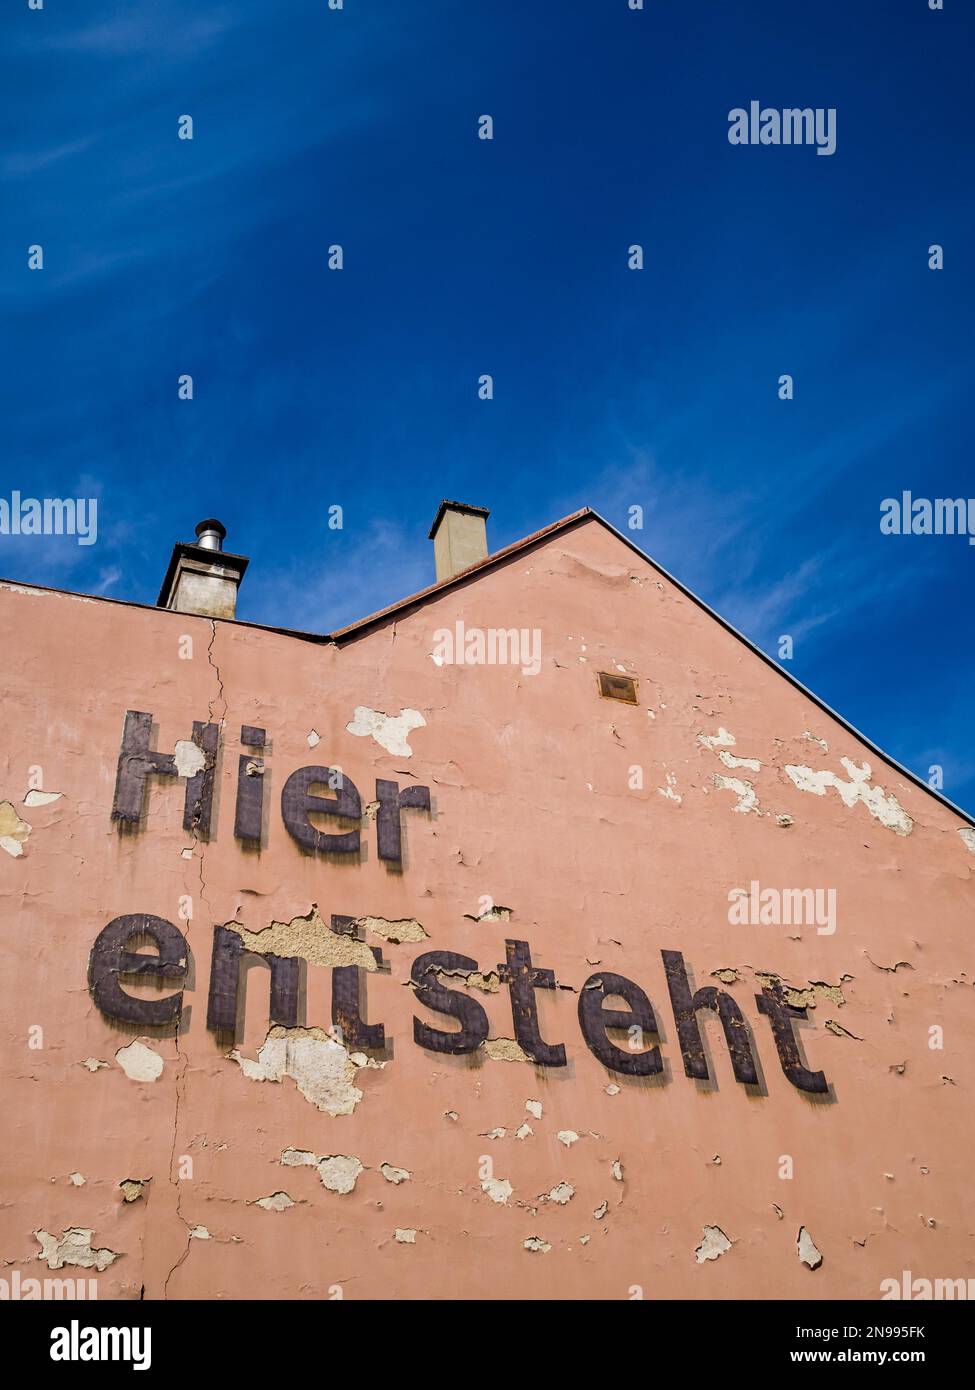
[{"xmin": 0, "ymin": 514, "xmax": 973, "ymax": 1301}]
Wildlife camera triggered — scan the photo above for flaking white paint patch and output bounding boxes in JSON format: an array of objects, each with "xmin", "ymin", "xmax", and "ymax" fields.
[
  {"xmin": 713, "ymin": 774, "xmax": 760, "ymax": 815},
  {"xmin": 695, "ymin": 1226, "xmax": 732, "ymax": 1263},
  {"xmin": 280, "ymin": 1147, "xmax": 363, "ymax": 1193},
  {"xmin": 797, "ymin": 1226, "xmax": 823, "ymax": 1269},
  {"xmin": 81, "ymin": 1058, "xmax": 108, "ymax": 1072},
  {"xmin": 317, "ymin": 1155, "xmax": 364, "ymax": 1194},
  {"xmin": 525, "ymin": 1100, "xmax": 543, "ymax": 1119},
  {"xmin": 516, "ymin": 1123, "xmax": 533, "ymax": 1139},
  {"xmin": 717, "ymin": 750, "xmax": 761, "ymax": 772},
  {"xmin": 785, "ymin": 759, "xmax": 913, "ymax": 835},
  {"xmin": 23, "ymin": 790, "xmax": 62, "ymax": 807},
  {"xmin": 523, "ymin": 1236, "xmax": 551, "ymax": 1253},
  {"xmin": 482, "ymin": 1177, "xmax": 513, "ymax": 1204},
  {"xmin": 657, "ymin": 772, "xmax": 682, "ymax": 804},
  {"xmin": 395, "ymin": 1228, "xmax": 417, "ymax": 1244},
  {"xmin": 255, "ymin": 1192, "xmax": 294, "ymax": 1212},
  {"xmin": 546, "ymin": 1182, "xmax": 574, "ymax": 1205},
  {"xmin": 959, "ymin": 828, "xmax": 975, "ymax": 854},
  {"xmin": 698, "ymin": 728, "xmax": 736, "ymax": 751},
  {"xmin": 68, "ymin": 1173, "xmax": 85, "ymax": 1187},
  {"xmin": 346, "ymin": 706, "xmax": 426, "ymax": 757},
  {"xmin": 190, "ymin": 1226, "xmax": 210, "ymax": 1240},
  {"xmin": 231, "ymin": 1027, "xmax": 378, "ymax": 1114},
  {"xmin": 115, "ymin": 1040, "xmax": 163, "ymax": 1082},
  {"xmin": 173, "ymin": 740, "xmax": 207, "ymax": 778},
  {"xmin": 557, "ymin": 1130, "xmax": 580, "ymax": 1147},
  {"xmin": 380, "ymin": 1163, "xmax": 411, "ymax": 1184},
  {"xmin": 35, "ymin": 1228, "xmax": 118, "ymax": 1272}
]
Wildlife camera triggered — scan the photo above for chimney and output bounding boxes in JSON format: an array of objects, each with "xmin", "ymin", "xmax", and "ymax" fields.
[
  {"xmin": 428, "ymin": 500, "xmax": 490, "ymax": 582},
  {"xmin": 156, "ymin": 518, "xmax": 249, "ymax": 620}
]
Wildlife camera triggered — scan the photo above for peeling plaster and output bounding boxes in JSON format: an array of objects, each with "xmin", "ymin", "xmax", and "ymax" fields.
[
  {"xmin": 557, "ymin": 1131, "xmax": 580, "ymax": 1148},
  {"xmin": 280, "ymin": 1147, "xmax": 364, "ymax": 1193},
  {"xmin": 119, "ymin": 1179, "xmax": 149, "ymax": 1203},
  {"xmin": 81, "ymin": 1058, "xmax": 109, "ymax": 1072},
  {"xmin": 0, "ymin": 800, "xmax": 31, "ymax": 857},
  {"xmin": 346, "ymin": 706, "xmax": 426, "ymax": 757},
  {"xmin": 523, "ymin": 1236, "xmax": 551, "ymax": 1253},
  {"xmin": 515, "ymin": 1123, "xmax": 533, "ymax": 1140},
  {"xmin": 173, "ymin": 739, "xmax": 207, "ymax": 778},
  {"xmin": 115, "ymin": 1040, "xmax": 163, "ymax": 1082},
  {"xmin": 357, "ymin": 915, "xmax": 428, "ymax": 944},
  {"xmin": 482, "ymin": 1037, "xmax": 531, "ymax": 1063},
  {"xmin": 698, "ymin": 728, "xmax": 736, "ymax": 751},
  {"xmin": 612, "ymin": 1160, "xmax": 623, "ymax": 1182},
  {"xmin": 959, "ymin": 828, "xmax": 975, "ymax": 854},
  {"xmin": 189, "ymin": 1226, "xmax": 210, "ymax": 1240},
  {"xmin": 225, "ymin": 907, "xmax": 377, "ymax": 971},
  {"xmin": 34, "ymin": 1228, "xmax": 119, "ymax": 1272},
  {"xmin": 23, "ymin": 789, "xmax": 62, "ymax": 807},
  {"xmin": 525, "ymin": 1100, "xmax": 543, "ymax": 1119},
  {"xmin": 232, "ymin": 1027, "xmax": 380, "ymax": 1114},
  {"xmin": 481, "ymin": 1177, "xmax": 513, "ymax": 1204},
  {"xmin": 464, "ymin": 904, "xmax": 513, "ymax": 923},
  {"xmin": 394, "ymin": 1228, "xmax": 417, "ymax": 1244},
  {"xmin": 254, "ymin": 1192, "xmax": 295, "ymax": 1212},
  {"xmin": 713, "ymin": 773, "xmax": 761, "ymax": 815},
  {"xmin": 546, "ymin": 1182, "xmax": 574, "ymax": 1205},
  {"xmin": 657, "ymin": 773, "xmax": 682, "ymax": 805},
  {"xmin": 797, "ymin": 1226, "xmax": 823, "ymax": 1269},
  {"xmin": 593, "ymin": 1201, "xmax": 608, "ymax": 1220},
  {"xmin": 716, "ymin": 750, "xmax": 761, "ymax": 772},
  {"xmin": 68, "ymin": 1172, "xmax": 85, "ymax": 1186},
  {"xmin": 380, "ymin": 1163, "xmax": 411, "ymax": 1184},
  {"xmin": 434, "ymin": 966, "xmax": 500, "ymax": 992},
  {"xmin": 695, "ymin": 1226, "xmax": 732, "ymax": 1263},
  {"xmin": 785, "ymin": 759, "xmax": 913, "ymax": 835}
]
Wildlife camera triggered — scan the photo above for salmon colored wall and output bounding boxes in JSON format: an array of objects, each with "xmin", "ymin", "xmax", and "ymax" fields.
[{"xmin": 1, "ymin": 516, "xmax": 972, "ymax": 1300}]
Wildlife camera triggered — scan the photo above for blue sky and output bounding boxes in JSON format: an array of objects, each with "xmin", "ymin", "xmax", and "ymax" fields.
[{"xmin": 3, "ymin": 0, "xmax": 974, "ymax": 811}]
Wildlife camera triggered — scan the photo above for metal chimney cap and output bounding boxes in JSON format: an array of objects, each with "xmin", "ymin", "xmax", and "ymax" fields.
[{"xmin": 194, "ymin": 518, "xmax": 227, "ymax": 551}]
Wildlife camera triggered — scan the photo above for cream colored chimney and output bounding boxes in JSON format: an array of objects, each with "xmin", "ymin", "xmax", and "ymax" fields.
[
  {"xmin": 156, "ymin": 518, "xmax": 249, "ymax": 620},
  {"xmin": 428, "ymin": 500, "xmax": 490, "ymax": 582}
]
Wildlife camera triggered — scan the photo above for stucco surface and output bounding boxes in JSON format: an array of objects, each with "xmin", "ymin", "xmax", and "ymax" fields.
[{"xmin": 1, "ymin": 516, "xmax": 972, "ymax": 1299}]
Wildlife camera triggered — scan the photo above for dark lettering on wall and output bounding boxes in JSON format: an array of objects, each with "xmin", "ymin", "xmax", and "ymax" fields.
[
  {"xmin": 662, "ymin": 948, "xmax": 758, "ymax": 1086},
  {"xmin": 330, "ymin": 914, "xmax": 386, "ymax": 1050},
  {"xmin": 88, "ymin": 914, "xmax": 188, "ymax": 1029},
  {"xmin": 411, "ymin": 951, "xmax": 489, "ymax": 1054},
  {"xmin": 206, "ymin": 925, "xmax": 302, "ymax": 1038},
  {"xmin": 280, "ymin": 766, "xmax": 361, "ymax": 855},
  {"xmin": 234, "ymin": 726, "xmax": 266, "ymax": 844},
  {"xmin": 578, "ymin": 971, "xmax": 663, "ymax": 1076},
  {"xmin": 111, "ymin": 710, "xmax": 218, "ymax": 838},
  {"xmin": 756, "ymin": 982, "xmax": 829, "ymax": 1094},
  {"xmin": 498, "ymin": 939, "xmax": 566, "ymax": 1067},
  {"xmin": 374, "ymin": 778, "xmax": 431, "ymax": 864}
]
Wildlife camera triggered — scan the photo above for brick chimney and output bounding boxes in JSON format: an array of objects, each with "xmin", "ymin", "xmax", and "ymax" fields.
[
  {"xmin": 157, "ymin": 518, "xmax": 249, "ymax": 620},
  {"xmin": 428, "ymin": 500, "xmax": 490, "ymax": 582}
]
